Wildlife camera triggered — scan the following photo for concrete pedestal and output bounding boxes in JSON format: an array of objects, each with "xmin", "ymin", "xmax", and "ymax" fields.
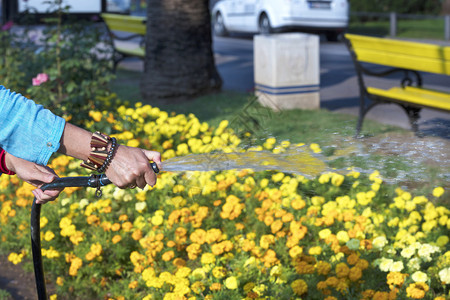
[{"xmin": 254, "ymin": 33, "xmax": 320, "ymax": 110}]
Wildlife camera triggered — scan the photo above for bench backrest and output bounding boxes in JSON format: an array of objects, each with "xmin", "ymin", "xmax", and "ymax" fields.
[
  {"xmin": 101, "ymin": 13, "xmax": 146, "ymax": 35},
  {"xmin": 345, "ymin": 34, "xmax": 450, "ymax": 76}
]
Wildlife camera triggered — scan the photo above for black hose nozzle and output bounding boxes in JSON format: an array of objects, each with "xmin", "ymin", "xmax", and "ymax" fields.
[{"xmin": 150, "ymin": 162, "xmax": 159, "ymax": 173}]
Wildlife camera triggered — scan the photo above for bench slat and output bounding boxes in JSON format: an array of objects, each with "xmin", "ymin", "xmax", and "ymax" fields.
[
  {"xmin": 354, "ymin": 48, "xmax": 450, "ymax": 75},
  {"xmin": 367, "ymin": 86, "xmax": 450, "ymax": 111},
  {"xmin": 345, "ymin": 34, "xmax": 450, "ymax": 60},
  {"xmin": 101, "ymin": 13, "xmax": 146, "ymax": 35},
  {"xmin": 345, "ymin": 34, "xmax": 450, "ymax": 75},
  {"xmin": 115, "ymin": 46, "xmax": 145, "ymax": 58}
]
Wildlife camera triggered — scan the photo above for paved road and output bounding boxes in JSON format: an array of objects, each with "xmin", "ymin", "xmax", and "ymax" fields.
[{"xmin": 212, "ymin": 34, "xmax": 450, "ymax": 138}]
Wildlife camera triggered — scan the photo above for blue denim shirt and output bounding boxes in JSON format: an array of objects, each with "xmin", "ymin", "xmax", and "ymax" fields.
[{"xmin": 0, "ymin": 85, "xmax": 66, "ymax": 166}]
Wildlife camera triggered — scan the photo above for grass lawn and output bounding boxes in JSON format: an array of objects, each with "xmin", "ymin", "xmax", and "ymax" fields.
[{"xmin": 110, "ymin": 69, "xmax": 449, "ymax": 202}]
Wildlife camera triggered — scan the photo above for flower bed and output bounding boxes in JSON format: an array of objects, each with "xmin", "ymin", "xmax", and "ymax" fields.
[{"xmin": 0, "ymin": 103, "xmax": 448, "ymax": 299}]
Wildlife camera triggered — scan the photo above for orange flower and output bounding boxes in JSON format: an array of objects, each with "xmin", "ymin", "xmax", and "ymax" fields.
[
  {"xmin": 348, "ymin": 266, "xmax": 362, "ymax": 282},
  {"xmin": 335, "ymin": 263, "xmax": 349, "ymax": 278},
  {"xmin": 162, "ymin": 250, "xmax": 175, "ymax": 261}
]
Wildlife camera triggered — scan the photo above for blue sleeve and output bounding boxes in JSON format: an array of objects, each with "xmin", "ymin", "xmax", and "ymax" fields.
[{"xmin": 0, "ymin": 85, "xmax": 66, "ymax": 165}]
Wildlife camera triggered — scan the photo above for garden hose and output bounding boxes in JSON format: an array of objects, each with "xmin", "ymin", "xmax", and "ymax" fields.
[{"xmin": 30, "ymin": 162, "xmax": 159, "ymax": 300}]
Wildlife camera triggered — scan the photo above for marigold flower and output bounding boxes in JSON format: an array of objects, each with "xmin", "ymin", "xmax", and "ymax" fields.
[
  {"xmin": 191, "ymin": 281, "xmax": 206, "ymax": 294},
  {"xmin": 225, "ymin": 276, "xmax": 239, "ymax": 289},
  {"xmin": 112, "ymin": 235, "xmax": 122, "ymax": 244},
  {"xmin": 315, "ymin": 261, "xmax": 331, "ymax": 275},
  {"xmin": 210, "ymin": 282, "xmax": 222, "ymax": 291},
  {"xmin": 128, "ymin": 280, "xmax": 138, "ymax": 289},
  {"xmin": 291, "ymin": 279, "xmax": 308, "ymax": 296},
  {"xmin": 201, "ymin": 253, "xmax": 216, "ymax": 265},
  {"xmin": 212, "ymin": 266, "xmax": 227, "ymax": 279},
  {"xmin": 432, "ymin": 187, "xmax": 445, "ymax": 197},
  {"xmin": 309, "ymin": 246, "xmax": 322, "ymax": 256},
  {"xmin": 336, "ymin": 231, "xmax": 350, "ymax": 244},
  {"xmin": 412, "ymin": 271, "xmax": 428, "ymax": 283},
  {"xmin": 406, "ymin": 282, "xmax": 429, "ymax": 299},
  {"xmin": 439, "ymin": 267, "xmax": 450, "ymax": 284}
]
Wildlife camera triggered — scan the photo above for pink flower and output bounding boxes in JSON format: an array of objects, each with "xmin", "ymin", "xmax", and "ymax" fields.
[
  {"xmin": 1, "ymin": 21, "xmax": 13, "ymax": 31},
  {"xmin": 32, "ymin": 73, "xmax": 49, "ymax": 86}
]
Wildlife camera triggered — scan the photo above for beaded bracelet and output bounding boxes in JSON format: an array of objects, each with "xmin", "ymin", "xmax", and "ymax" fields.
[
  {"xmin": 81, "ymin": 132, "xmax": 118, "ymax": 173},
  {"xmin": 98, "ymin": 137, "xmax": 118, "ymax": 173}
]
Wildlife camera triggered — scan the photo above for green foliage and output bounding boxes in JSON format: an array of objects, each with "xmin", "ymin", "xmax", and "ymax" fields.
[
  {"xmin": 349, "ymin": 0, "xmax": 442, "ymax": 15},
  {"xmin": 0, "ymin": 0, "xmax": 116, "ymax": 126},
  {"xmin": 0, "ymin": 289, "xmax": 12, "ymax": 300}
]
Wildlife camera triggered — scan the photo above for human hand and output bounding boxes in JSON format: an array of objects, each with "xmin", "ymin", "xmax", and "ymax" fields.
[
  {"xmin": 105, "ymin": 146, "xmax": 161, "ymax": 189},
  {"xmin": 4, "ymin": 152, "xmax": 62, "ymax": 204}
]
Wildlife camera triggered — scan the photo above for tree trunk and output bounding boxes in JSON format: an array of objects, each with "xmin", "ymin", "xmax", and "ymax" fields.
[{"xmin": 140, "ymin": 0, "xmax": 222, "ymax": 101}]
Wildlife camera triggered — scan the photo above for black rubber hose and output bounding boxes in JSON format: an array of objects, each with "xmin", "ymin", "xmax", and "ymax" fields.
[
  {"xmin": 31, "ymin": 175, "xmax": 112, "ymax": 300},
  {"xmin": 30, "ymin": 162, "xmax": 159, "ymax": 300}
]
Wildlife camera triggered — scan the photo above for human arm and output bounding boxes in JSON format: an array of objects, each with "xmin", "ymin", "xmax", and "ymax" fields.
[
  {"xmin": 3, "ymin": 151, "xmax": 62, "ymax": 204},
  {"xmin": 0, "ymin": 85, "xmax": 161, "ymax": 190},
  {"xmin": 57, "ymin": 123, "xmax": 162, "ymax": 189}
]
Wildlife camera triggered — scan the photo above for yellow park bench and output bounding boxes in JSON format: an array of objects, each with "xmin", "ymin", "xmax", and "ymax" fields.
[
  {"xmin": 344, "ymin": 33, "xmax": 450, "ymax": 137},
  {"xmin": 101, "ymin": 13, "xmax": 146, "ymax": 71}
]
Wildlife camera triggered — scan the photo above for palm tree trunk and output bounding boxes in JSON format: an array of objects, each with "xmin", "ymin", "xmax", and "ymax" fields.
[{"xmin": 140, "ymin": 0, "xmax": 222, "ymax": 101}]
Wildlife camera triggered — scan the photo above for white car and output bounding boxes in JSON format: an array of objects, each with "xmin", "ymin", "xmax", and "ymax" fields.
[{"xmin": 212, "ymin": 0, "xmax": 349, "ymax": 41}]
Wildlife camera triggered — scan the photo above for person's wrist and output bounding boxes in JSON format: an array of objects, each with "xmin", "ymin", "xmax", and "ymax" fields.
[
  {"xmin": 3, "ymin": 152, "xmax": 14, "ymax": 172},
  {"xmin": 1, "ymin": 152, "xmax": 16, "ymax": 175},
  {"xmin": 80, "ymin": 131, "xmax": 118, "ymax": 173}
]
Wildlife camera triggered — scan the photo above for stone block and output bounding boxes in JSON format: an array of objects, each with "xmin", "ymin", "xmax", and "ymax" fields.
[{"xmin": 254, "ymin": 33, "xmax": 320, "ymax": 110}]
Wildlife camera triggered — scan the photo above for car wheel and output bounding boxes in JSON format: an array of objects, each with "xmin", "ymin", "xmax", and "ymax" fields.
[
  {"xmin": 214, "ymin": 12, "xmax": 228, "ymax": 36},
  {"xmin": 259, "ymin": 14, "xmax": 272, "ymax": 35}
]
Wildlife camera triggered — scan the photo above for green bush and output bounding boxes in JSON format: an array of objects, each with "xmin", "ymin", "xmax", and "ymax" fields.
[
  {"xmin": 0, "ymin": 0, "xmax": 115, "ymax": 125},
  {"xmin": 349, "ymin": 0, "xmax": 442, "ymax": 15}
]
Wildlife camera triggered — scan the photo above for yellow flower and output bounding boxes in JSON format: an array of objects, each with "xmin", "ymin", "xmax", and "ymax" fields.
[
  {"xmin": 310, "ymin": 143, "xmax": 322, "ymax": 153},
  {"xmin": 135, "ymin": 201, "xmax": 147, "ymax": 212},
  {"xmin": 437, "ymin": 235, "xmax": 449, "ymax": 247},
  {"xmin": 89, "ymin": 111, "xmax": 102, "ymax": 122},
  {"xmin": 127, "ymin": 139, "xmax": 140, "ymax": 147},
  {"xmin": 8, "ymin": 252, "xmax": 24, "ymax": 265},
  {"xmin": 406, "ymin": 282, "xmax": 429, "ymax": 299},
  {"xmin": 49, "ymin": 294, "xmax": 57, "ymax": 300},
  {"xmin": 201, "ymin": 253, "xmax": 216, "ymax": 265},
  {"xmin": 432, "ymin": 187, "xmax": 445, "ymax": 197},
  {"xmin": 212, "ymin": 266, "xmax": 227, "ymax": 279},
  {"xmin": 224, "ymin": 276, "xmax": 238, "ymax": 289},
  {"xmin": 56, "ymin": 277, "xmax": 64, "ymax": 286},
  {"xmin": 411, "ymin": 271, "xmax": 428, "ymax": 283},
  {"xmin": 44, "ymin": 231, "xmax": 55, "ymax": 241},
  {"xmin": 151, "ymin": 215, "xmax": 163, "ymax": 226},
  {"xmin": 336, "ymin": 231, "xmax": 350, "ymax": 244},
  {"xmin": 272, "ymin": 172, "xmax": 284, "ymax": 182},
  {"xmin": 319, "ymin": 228, "xmax": 332, "ymax": 240},
  {"xmin": 372, "ymin": 236, "xmax": 388, "ymax": 250},
  {"xmin": 331, "ymin": 173, "xmax": 344, "ymax": 186},
  {"xmin": 309, "ymin": 246, "xmax": 322, "ymax": 255},
  {"xmin": 439, "ymin": 267, "xmax": 450, "ymax": 284},
  {"xmin": 291, "ymin": 279, "xmax": 308, "ymax": 296}
]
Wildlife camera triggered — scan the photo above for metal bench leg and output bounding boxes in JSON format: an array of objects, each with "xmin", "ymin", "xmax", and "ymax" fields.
[
  {"xmin": 403, "ymin": 106, "xmax": 423, "ymax": 137},
  {"xmin": 355, "ymin": 100, "xmax": 379, "ymax": 138}
]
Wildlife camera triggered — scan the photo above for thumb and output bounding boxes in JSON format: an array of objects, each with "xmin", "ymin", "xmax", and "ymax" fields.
[
  {"xmin": 142, "ymin": 149, "xmax": 162, "ymax": 168},
  {"xmin": 34, "ymin": 164, "xmax": 58, "ymax": 184}
]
